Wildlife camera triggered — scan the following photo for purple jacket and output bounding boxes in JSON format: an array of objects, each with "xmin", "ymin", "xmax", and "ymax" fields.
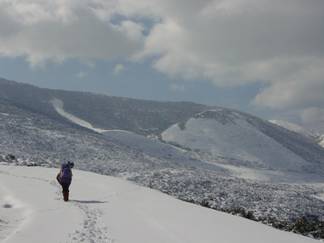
[{"xmin": 57, "ymin": 163, "xmax": 73, "ymax": 184}]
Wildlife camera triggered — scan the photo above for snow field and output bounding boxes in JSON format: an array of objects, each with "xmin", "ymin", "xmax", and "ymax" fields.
[
  {"xmin": 0, "ymin": 165, "xmax": 319, "ymax": 243},
  {"xmin": 0, "ymin": 167, "xmax": 82, "ymax": 243}
]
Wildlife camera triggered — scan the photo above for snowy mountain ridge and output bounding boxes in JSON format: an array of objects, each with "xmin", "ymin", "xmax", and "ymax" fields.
[
  {"xmin": 0, "ymin": 78, "xmax": 207, "ymax": 135},
  {"xmin": 162, "ymin": 109, "xmax": 324, "ymax": 175}
]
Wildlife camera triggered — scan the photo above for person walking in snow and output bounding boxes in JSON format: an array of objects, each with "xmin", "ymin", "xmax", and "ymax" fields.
[{"xmin": 56, "ymin": 161, "xmax": 74, "ymax": 201}]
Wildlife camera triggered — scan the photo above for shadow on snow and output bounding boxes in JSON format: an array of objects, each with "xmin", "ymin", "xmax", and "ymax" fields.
[{"xmin": 70, "ymin": 199, "xmax": 108, "ymax": 204}]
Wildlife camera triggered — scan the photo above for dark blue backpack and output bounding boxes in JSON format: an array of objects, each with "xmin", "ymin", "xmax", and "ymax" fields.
[{"xmin": 60, "ymin": 163, "xmax": 72, "ymax": 184}]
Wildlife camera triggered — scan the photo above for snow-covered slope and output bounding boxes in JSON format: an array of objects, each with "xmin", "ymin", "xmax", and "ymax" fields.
[
  {"xmin": 0, "ymin": 165, "xmax": 318, "ymax": 243},
  {"xmin": 162, "ymin": 109, "xmax": 324, "ymax": 174},
  {"xmin": 102, "ymin": 130, "xmax": 221, "ymax": 170}
]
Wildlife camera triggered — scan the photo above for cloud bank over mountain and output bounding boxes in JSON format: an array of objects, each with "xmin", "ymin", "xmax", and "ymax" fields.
[{"xmin": 0, "ymin": 0, "xmax": 323, "ymax": 128}]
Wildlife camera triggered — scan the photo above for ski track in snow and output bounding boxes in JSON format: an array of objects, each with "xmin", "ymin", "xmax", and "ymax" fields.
[{"xmin": 51, "ymin": 98, "xmax": 108, "ymax": 133}]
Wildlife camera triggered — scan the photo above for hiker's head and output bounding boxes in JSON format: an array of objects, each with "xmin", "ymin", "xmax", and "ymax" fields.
[{"xmin": 67, "ymin": 161, "xmax": 74, "ymax": 168}]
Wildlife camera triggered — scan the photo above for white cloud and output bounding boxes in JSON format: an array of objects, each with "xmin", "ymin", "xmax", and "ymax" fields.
[
  {"xmin": 113, "ymin": 64, "xmax": 125, "ymax": 75},
  {"xmin": 253, "ymin": 57, "xmax": 324, "ymax": 108},
  {"xmin": 0, "ymin": 0, "xmax": 324, "ymax": 127},
  {"xmin": 134, "ymin": 0, "xmax": 324, "ymax": 128},
  {"xmin": 0, "ymin": 0, "xmax": 144, "ymax": 66}
]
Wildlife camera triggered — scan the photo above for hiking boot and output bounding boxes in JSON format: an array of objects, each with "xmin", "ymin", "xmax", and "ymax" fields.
[{"xmin": 63, "ymin": 191, "xmax": 69, "ymax": 201}]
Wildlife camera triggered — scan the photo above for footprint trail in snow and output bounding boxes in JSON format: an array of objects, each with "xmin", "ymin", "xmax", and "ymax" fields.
[
  {"xmin": 51, "ymin": 179, "xmax": 112, "ymax": 242},
  {"xmin": 70, "ymin": 202, "xmax": 112, "ymax": 243}
]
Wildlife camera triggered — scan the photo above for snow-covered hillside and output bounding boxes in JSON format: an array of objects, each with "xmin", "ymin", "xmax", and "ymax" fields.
[
  {"xmin": 162, "ymin": 109, "xmax": 324, "ymax": 175},
  {"xmin": 0, "ymin": 78, "xmax": 207, "ymax": 135},
  {"xmin": 0, "ymin": 165, "xmax": 318, "ymax": 243},
  {"xmin": 2, "ymin": 100, "xmax": 324, "ymax": 234},
  {"xmin": 51, "ymin": 98, "xmax": 219, "ymax": 170},
  {"xmin": 2, "ymin": 79, "xmax": 324, "ymax": 239}
]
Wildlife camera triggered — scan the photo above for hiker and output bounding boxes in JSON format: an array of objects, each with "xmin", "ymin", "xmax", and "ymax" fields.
[{"xmin": 56, "ymin": 161, "xmax": 74, "ymax": 201}]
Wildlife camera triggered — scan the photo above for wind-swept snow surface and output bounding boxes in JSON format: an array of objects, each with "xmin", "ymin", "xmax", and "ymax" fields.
[
  {"xmin": 0, "ymin": 165, "xmax": 318, "ymax": 243},
  {"xmin": 51, "ymin": 98, "xmax": 108, "ymax": 133}
]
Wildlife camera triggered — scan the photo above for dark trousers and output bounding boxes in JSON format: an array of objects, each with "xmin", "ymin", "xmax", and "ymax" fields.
[
  {"xmin": 56, "ymin": 174, "xmax": 71, "ymax": 192},
  {"xmin": 61, "ymin": 182, "xmax": 70, "ymax": 192}
]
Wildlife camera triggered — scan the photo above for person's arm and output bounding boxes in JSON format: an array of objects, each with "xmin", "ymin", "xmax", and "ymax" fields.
[{"xmin": 56, "ymin": 171, "xmax": 61, "ymax": 184}]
